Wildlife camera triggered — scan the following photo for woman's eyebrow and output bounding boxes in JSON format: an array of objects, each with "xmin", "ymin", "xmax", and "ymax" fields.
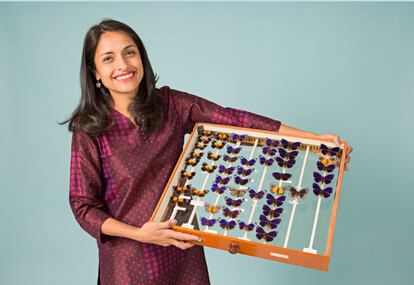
[{"xmin": 100, "ymin": 44, "xmax": 136, "ymax": 57}]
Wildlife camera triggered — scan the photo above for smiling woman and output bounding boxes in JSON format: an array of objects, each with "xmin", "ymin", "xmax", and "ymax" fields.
[
  {"xmin": 94, "ymin": 32, "xmax": 144, "ymax": 114},
  {"xmin": 59, "ymin": 18, "xmax": 351, "ymax": 285}
]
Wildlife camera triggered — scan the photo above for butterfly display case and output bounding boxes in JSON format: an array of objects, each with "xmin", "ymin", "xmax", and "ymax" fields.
[{"xmin": 151, "ymin": 123, "xmax": 348, "ymax": 271}]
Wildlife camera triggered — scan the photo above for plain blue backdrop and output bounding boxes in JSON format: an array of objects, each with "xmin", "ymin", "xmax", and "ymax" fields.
[{"xmin": 1, "ymin": 2, "xmax": 413, "ymax": 285}]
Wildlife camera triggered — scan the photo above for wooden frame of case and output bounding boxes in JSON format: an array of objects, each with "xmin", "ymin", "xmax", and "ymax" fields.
[{"xmin": 151, "ymin": 122, "xmax": 348, "ymax": 271}]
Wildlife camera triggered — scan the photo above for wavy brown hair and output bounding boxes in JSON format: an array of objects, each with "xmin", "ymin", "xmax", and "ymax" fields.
[{"xmin": 59, "ymin": 18, "xmax": 164, "ymax": 137}]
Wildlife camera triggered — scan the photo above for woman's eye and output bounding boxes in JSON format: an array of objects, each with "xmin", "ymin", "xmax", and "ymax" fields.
[
  {"xmin": 103, "ymin": 57, "xmax": 112, "ymax": 62},
  {"xmin": 126, "ymin": 50, "xmax": 136, "ymax": 56}
]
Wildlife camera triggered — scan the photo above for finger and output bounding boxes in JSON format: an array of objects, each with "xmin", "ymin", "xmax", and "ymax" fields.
[
  {"xmin": 157, "ymin": 219, "xmax": 177, "ymax": 229},
  {"xmin": 169, "ymin": 230, "xmax": 202, "ymax": 242},
  {"xmin": 172, "ymin": 240, "xmax": 192, "ymax": 250},
  {"xmin": 181, "ymin": 241, "xmax": 195, "ymax": 249}
]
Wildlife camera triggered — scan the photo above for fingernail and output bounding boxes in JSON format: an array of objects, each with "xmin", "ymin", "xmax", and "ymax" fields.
[{"xmin": 197, "ymin": 238, "xmax": 203, "ymax": 243}]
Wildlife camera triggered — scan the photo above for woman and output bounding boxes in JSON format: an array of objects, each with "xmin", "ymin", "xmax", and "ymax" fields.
[{"xmin": 61, "ymin": 19, "xmax": 352, "ymax": 285}]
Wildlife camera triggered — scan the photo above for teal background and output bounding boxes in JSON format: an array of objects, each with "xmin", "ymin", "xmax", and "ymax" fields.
[{"xmin": 1, "ymin": 2, "xmax": 413, "ymax": 285}]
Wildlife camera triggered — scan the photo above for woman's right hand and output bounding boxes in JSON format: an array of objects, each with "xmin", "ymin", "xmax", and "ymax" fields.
[{"xmin": 133, "ymin": 219, "xmax": 202, "ymax": 250}]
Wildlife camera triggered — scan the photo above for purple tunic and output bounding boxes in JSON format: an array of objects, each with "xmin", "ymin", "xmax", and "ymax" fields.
[{"xmin": 69, "ymin": 86, "xmax": 281, "ymax": 284}]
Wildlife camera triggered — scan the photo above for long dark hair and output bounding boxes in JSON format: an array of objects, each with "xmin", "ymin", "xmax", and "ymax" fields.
[{"xmin": 59, "ymin": 18, "xmax": 163, "ymax": 137}]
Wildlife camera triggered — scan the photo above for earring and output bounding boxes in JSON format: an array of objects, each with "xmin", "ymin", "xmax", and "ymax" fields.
[{"xmin": 96, "ymin": 79, "xmax": 102, "ymax": 88}]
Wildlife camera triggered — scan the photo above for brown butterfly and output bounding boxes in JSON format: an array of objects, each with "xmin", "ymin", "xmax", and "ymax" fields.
[
  {"xmin": 170, "ymin": 195, "xmax": 191, "ymax": 206},
  {"xmin": 198, "ymin": 136, "xmax": 211, "ymax": 144},
  {"xmin": 216, "ymin": 132, "xmax": 229, "ymax": 141},
  {"xmin": 185, "ymin": 157, "xmax": 200, "ymax": 166},
  {"xmin": 288, "ymin": 186, "xmax": 308, "ymax": 199},
  {"xmin": 270, "ymin": 185, "xmax": 285, "ymax": 195},
  {"xmin": 173, "ymin": 185, "xmax": 193, "ymax": 195},
  {"xmin": 212, "ymin": 140, "xmax": 225, "ymax": 149},
  {"xmin": 201, "ymin": 163, "xmax": 217, "ymax": 173},
  {"xmin": 192, "ymin": 188, "xmax": 209, "ymax": 197},
  {"xmin": 204, "ymin": 203, "xmax": 221, "ymax": 214},
  {"xmin": 202, "ymin": 130, "xmax": 214, "ymax": 136},
  {"xmin": 207, "ymin": 152, "xmax": 221, "ymax": 161},
  {"xmin": 195, "ymin": 143, "xmax": 206, "ymax": 150},
  {"xmin": 229, "ymin": 187, "xmax": 248, "ymax": 198},
  {"xmin": 190, "ymin": 151, "xmax": 203, "ymax": 159},
  {"xmin": 181, "ymin": 170, "xmax": 196, "ymax": 179}
]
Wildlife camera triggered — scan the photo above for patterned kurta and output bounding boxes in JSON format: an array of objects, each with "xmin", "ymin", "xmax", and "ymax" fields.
[{"xmin": 69, "ymin": 86, "xmax": 282, "ymax": 285}]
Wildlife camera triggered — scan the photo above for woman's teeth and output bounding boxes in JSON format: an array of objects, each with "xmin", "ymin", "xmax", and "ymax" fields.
[{"xmin": 115, "ymin": 72, "xmax": 134, "ymax": 80}]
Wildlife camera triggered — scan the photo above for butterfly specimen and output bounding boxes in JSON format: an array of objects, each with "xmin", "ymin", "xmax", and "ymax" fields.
[
  {"xmin": 216, "ymin": 132, "xmax": 229, "ymax": 141},
  {"xmin": 280, "ymin": 139, "xmax": 300, "ymax": 151},
  {"xmin": 241, "ymin": 157, "xmax": 256, "ymax": 166},
  {"xmin": 231, "ymin": 133, "xmax": 247, "ymax": 141},
  {"xmin": 265, "ymin": 138, "xmax": 280, "ymax": 148},
  {"xmin": 218, "ymin": 165, "xmax": 235, "ymax": 175},
  {"xmin": 270, "ymin": 185, "xmax": 285, "ymax": 195},
  {"xmin": 230, "ymin": 187, "xmax": 248, "ymax": 198},
  {"xmin": 190, "ymin": 151, "xmax": 203, "ymax": 159},
  {"xmin": 272, "ymin": 172, "xmax": 292, "ymax": 181},
  {"xmin": 201, "ymin": 217, "xmax": 217, "ymax": 227},
  {"xmin": 320, "ymin": 157, "xmax": 335, "ymax": 166},
  {"xmin": 212, "ymin": 140, "xmax": 226, "ymax": 149},
  {"xmin": 222, "ymin": 207, "xmax": 241, "ymax": 219},
  {"xmin": 288, "ymin": 186, "xmax": 308, "ymax": 199},
  {"xmin": 173, "ymin": 185, "xmax": 193, "ymax": 196},
  {"xmin": 256, "ymin": 226, "xmax": 278, "ymax": 242},
  {"xmin": 238, "ymin": 221, "xmax": 255, "ymax": 231},
  {"xmin": 225, "ymin": 197, "xmax": 244, "ymax": 207},
  {"xmin": 320, "ymin": 144, "xmax": 340, "ymax": 157},
  {"xmin": 276, "ymin": 157, "xmax": 296, "ymax": 168},
  {"xmin": 211, "ymin": 183, "xmax": 227, "ymax": 194},
  {"xmin": 262, "ymin": 146, "xmax": 277, "ymax": 156},
  {"xmin": 215, "ymin": 175, "xmax": 231, "ymax": 185},
  {"xmin": 237, "ymin": 166, "xmax": 254, "ymax": 176},
  {"xmin": 278, "ymin": 148, "xmax": 299, "ymax": 159},
  {"xmin": 223, "ymin": 154, "xmax": 238, "ymax": 163},
  {"xmin": 226, "ymin": 145, "xmax": 242, "ymax": 155},
  {"xmin": 262, "ymin": 205, "xmax": 284, "ymax": 218},
  {"xmin": 192, "ymin": 188, "xmax": 209, "ymax": 197},
  {"xmin": 266, "ymin": 193, "xmax": 286, "ymax": 207},
  {"xmin": 197, "ymin": 136, "xmax": 211, "ymax": 144},
  {"xmin": 313, "ymin": 183, "xmax": 333, "ymax": 198},
  {"xmin": 204, "ymin": 203, "xmax": 221, "ymax": 214},
  {"xmin": 195, "ymin": 143, "xmax": 206, "ymax": 150},
  {"xmin": 219, "ymin": 219, "xmax": 237, "ymax": 230},
  {"xmin": 201, "ymin": 163, "xmax": 217, "ymax": 173},
  {"xmin": 234, "ymin": 176, "xmax": 249, "ymax": 185},
  {"xmin": 259, "ymin": 214, "xmax": 281, "ymax": 229},
  {"xmin": 207, "ymin": 152, "xmax": 221, "ymax": 161},
  {"xmin": 313, "ymin": 172, "xmax": 334, "ymax": 184},
  {"xmin": 259, "ymin": 156, "xmax": 274, "ymax": 166},
  {"xmin": 316, "ymin": 161, "xmax": 336, "ymax": 172},
  {"xmin": 181, "ymin": 170, "xmax": 196, "ymax": 179},
  {"xmin": 248, "ymin": 189, "xmax": 265, "ymax": 200},
  {"xmin": 202, "ymin": 130, "xmax": 214, "ymax": 136},
  {"xmin": 170, "ymin": 195, "xmax": 191, "ymax": 206},
  {"xmin": 185, "ymin": 157, "xmax": 200, "ymax": 167}
]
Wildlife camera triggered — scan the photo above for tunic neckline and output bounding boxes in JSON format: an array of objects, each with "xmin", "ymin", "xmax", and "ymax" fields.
[{"xmin": 111, "ymin": 107, "xmax": 139, "ymax": 129}]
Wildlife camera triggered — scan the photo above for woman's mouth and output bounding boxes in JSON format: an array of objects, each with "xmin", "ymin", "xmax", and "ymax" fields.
[{"xmin": 114, "ymin": 72, "xmax": 135, "ymax": 81}]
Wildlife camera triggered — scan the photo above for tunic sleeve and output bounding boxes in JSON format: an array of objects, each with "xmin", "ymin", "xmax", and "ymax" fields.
[
  {"xmin": 164, "ymin": 86, "xmax": 282, "ymax": 134},
  {"xmin": 69, "ymin": 131, "xmax": 112, "ymax": 244}
]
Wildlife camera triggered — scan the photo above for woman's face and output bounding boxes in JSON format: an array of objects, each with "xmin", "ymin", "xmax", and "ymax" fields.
[{"xmin": 93, "ymin": 31, "xmax": 144, "ymax": 101}]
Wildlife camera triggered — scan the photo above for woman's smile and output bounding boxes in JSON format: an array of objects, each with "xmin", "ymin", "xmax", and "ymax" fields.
[{"xmin": 114, "ymin": 71, "xmax": 136, "ymax": 82}]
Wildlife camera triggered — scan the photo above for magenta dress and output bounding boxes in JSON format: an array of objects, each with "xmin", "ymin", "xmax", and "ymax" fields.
[{"xmin": 69, "ymin": 86, "xmax": 282, "ymax": 285}]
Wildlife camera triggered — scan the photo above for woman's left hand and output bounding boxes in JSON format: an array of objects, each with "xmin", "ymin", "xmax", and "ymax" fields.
[{"xmin": 317, "ymin": 133, "xmax": 353, "ymax": 171}]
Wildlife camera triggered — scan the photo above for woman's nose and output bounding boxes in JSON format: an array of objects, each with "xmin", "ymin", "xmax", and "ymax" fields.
[{"xmin": 116, "ymin": 55, "xmax": 128, "ymax": 70}]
